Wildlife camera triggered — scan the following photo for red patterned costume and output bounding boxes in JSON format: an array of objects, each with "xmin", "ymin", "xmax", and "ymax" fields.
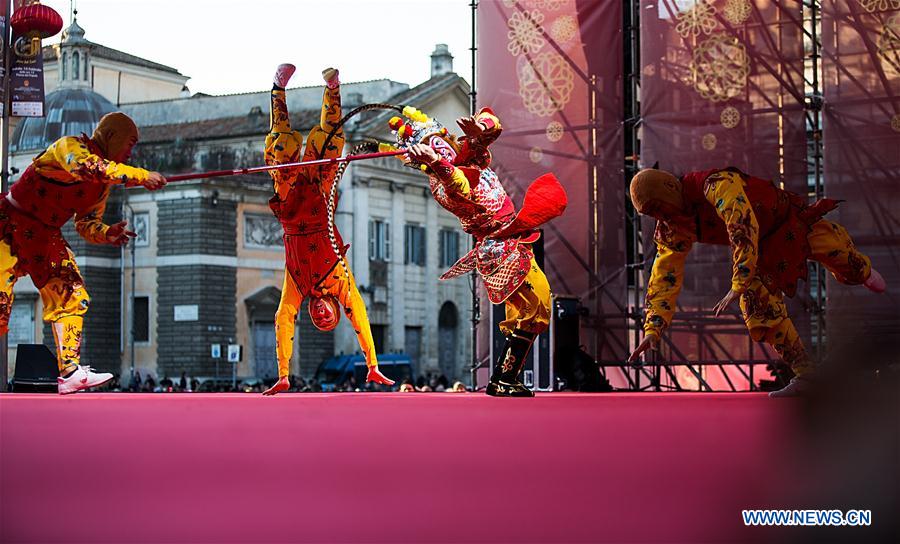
[{"xmin": 400, "ymin": 107, "xmax": 567, "ymax": 396}]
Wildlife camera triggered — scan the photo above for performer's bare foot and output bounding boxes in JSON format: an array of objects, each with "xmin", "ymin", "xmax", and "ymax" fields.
[
  {"xmin": 864, "ymin": 268, "xmax": 886, "ymax": 293},
  {"xmin": 273, "ymin": 63, "xmax": 296, "ymax": 88},
  {"xmin": 262, "ymin": 376, "xmax": 290, "ymax": 396},
  {"xmin": 366, "ymin": 366, "xmax": 395, "ymax": 386},
  {"xmin": 322, "ymin": 67, "xmax": 339, "ymax": 88}
]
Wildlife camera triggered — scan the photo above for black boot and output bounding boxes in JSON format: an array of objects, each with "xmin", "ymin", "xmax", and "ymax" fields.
[{"xmin": 486, "ymin": 329, "xmax": 536, "ymax": 397}]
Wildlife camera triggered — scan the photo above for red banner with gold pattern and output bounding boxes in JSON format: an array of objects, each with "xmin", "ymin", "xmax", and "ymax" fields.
[
  {"xmin": 639, "ymin": 0, "xmax": 808, "ymax": 389},
  {"xmin": 476, "ymin": 0, "xmax": 627, "ymax": 375},
  {"xmin": 822, "ymin": 1, "xmax": 900, "ymax": 357}
]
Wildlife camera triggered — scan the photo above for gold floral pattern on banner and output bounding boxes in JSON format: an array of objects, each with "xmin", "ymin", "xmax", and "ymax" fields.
[
  {"xmin": 546, "ymin": 121, "xmax": 565, "ymax": 142},
  {"xmin": 675, "ymin": 1, "xmax": 718, "ymax": 39},
  {"xmin": 526, "ymin": 0, "xmax": 570, "ymax": 10},
  {"xmin": 690, "ymin": 34, "xmax": 750, "ymax": 102},
  {"xmin": 723, "ymin": 0, "xmax": 752, "ymax": 25},
  {"xmin": 877, "ymin": 14, "xmax": 900, "ymax": 77},
  {"xmin": 701, "ymin": 133, "xmax": 718, "ymax": 151},
  {"xmin": 517, "ymin": 52, "xmax": 575, "ymax": 117},
  {"xmin": 721, "ymin": 106, "xmax": 741, "ymax": 128},
  {"xmin": 892, "ymin": 114, "xmax": 900, "ymax": 132},
  {"xmin": 643, "ymin": 63, "xmax": 657, "ymax": 77},
  {"xmin": 550, "ymin": 15, "xmax": 579, "ymax": 44},
  {"xmin": 507, "ymin": 9, "xmax": 546, "ymax": 57},
  {"xmin": 529, "ymin": 147, "xmax": 544, "ymax": 163},
  {"xmin": 857, "ymin": 0, "xmax": 900, "ymax": 12},
  {"xmin": 502, "ymin": 0, "xmax": 518, "ymax": 8}
]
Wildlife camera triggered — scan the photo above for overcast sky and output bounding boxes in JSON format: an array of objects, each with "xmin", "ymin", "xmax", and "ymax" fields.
[{"xmin": 40, "ymin": 0, "xmax": 474, "ymax": 95}]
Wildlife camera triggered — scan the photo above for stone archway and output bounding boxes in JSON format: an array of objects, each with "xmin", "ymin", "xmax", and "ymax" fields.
[
  {"xmin": 245, "ymin": 286, "xmax": 281, "ymax": 380},
  {"xmin": 438, "ymin": 301, "xmax": 459, "ymax": 380}
]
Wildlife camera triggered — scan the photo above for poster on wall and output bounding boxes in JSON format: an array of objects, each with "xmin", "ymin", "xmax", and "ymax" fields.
[
  {"xmin": 10, "ymin": 0, "xmax": 46, "ymax": 117},
  {"xmin": 0, "ymin": 2, "xmax": 6, "ymax": 117},
  {"xmin": 9, "ymin": 29, "xmax": 45, "ymax": 117}
]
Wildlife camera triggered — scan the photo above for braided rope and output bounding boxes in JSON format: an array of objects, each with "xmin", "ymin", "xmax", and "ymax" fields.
[
  {"xmin": 315, "ymin": 102, "xmax": 404, "ymax": 160},
  {"xmin": 320, "ymin": 103, "xmax": 405, "ymax": 285},
  {"xmin": 326, "ymin": 142, "xmax": 373, "ymax": 284}
]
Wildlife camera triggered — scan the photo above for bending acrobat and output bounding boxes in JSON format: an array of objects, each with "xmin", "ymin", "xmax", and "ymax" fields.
[{"xmin": 627, "ymin": 167, "xmax": 885, "ymax": 397}]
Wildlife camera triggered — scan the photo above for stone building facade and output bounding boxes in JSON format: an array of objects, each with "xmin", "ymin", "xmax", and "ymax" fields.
[{"xmin": 7, "ymin": 19, "xmax": 472, "ymax": 385}]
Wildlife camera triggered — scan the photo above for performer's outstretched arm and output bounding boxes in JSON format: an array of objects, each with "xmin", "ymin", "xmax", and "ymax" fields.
[
  {"xmin": 703, "ymin": 170, "xmax": 759, "ymax": 294},
  {"xmin": 314, "ymin": 265, "xmax": 394, "ymax": 385},
  {"xmin": 629, "ymin": 231, "xmax": 693, "ymax": 362},
  {"xmin": 74, "ymin": 190, "xmax": 113, "ymax": 244},
  {"xmin": 458, "ymin": 108, "xmax": 502, "ymax": 147},
  {"xmin": 263, "ymin": 270, "xmax": 302, "ymax": 395},
  {"xmin": 455, "ymin": 108, "xmax": 502, "ymax": 167},
  {"xmin": 35, "ymin": 136, "xmax": 152, "ymax": 186},
  {"xmin": 407, "ymin": 144, "xmax": 472, "ymax": 197},
  {"xmin": 643, "ymin": 228, "xmax": 694, "ymax": 338}
]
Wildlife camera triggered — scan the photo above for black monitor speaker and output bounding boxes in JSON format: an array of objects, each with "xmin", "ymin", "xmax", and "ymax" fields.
[{"xmin": 12, "ymin": 344, "xmax": 58, "ymax": 393}]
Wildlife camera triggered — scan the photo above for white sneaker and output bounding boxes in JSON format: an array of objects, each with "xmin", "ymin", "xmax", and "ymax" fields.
[
  {"xmin": 768, "ymin": 376, "xmax": 814, "ymax": 398},
  {"xmin": 864, "ymin": 268, "xmax": 886, "ymax": 293},
  {"xmin": 57, "ymin": 365, "xmax": 113, "ymax": 395}
]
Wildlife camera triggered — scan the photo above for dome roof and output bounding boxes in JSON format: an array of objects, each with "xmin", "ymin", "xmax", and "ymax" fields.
[
  {"xmin": 11, "ymin": 88, "xmax": 116, "ymax": 152},
  {"xmin": 60, "ymin": 18, "xmax": 87, "ymax": 45}
]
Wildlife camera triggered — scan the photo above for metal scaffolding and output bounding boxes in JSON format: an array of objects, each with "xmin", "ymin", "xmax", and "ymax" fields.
[
  {"xmin": 611, "ymin": 0, "xmax": 827, "ymax": 392},
  {"xmin": 468, "ymin": 1, "xmax": 833, "ymax": 392}
]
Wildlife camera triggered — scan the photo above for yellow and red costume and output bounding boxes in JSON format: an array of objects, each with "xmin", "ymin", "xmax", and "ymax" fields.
[
  {"xmin": 638, "ymin": 168, "xmax": 873, "ymax": 378},
  {"xmin": 265, "ymin": 78, "xmax": 380, "ymax": 381},
  {"xmin": 398, "ymin": 107, "xmax": 567, "ymax": 396},
  {"xmin": 0, "ymin": 134, "xmax": 151, "ymax": 374}
]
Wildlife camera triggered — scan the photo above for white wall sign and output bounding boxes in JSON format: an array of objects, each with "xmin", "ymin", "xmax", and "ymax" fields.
[
  {"xmin": 227, "ymin": 344, "xmax": 242, "ymax": 363},
  {"xmin": 7, "ymin": 300, "xmax": 35, "ymax": 346},
  {"xmin": 174, "ymin": 305, "xmax": 199, "ymax": 322}
]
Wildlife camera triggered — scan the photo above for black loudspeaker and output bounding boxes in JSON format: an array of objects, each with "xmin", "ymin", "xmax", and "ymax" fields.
[
  {"xmin": 12, "ymin": 344, "xmax": 58, "ymax": 393},
  {"xmin": 551, "ymin": 298, "xmax": 611, "ymax": 392}
]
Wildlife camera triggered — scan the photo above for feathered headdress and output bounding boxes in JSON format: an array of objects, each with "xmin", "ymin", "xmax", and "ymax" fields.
[{"xmin": 387, "ymin": 106, "xmax": 459, "ymax": 152}]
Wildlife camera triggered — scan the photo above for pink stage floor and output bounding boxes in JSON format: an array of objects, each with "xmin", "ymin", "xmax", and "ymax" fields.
[{"xmin": 1, "ymin": 392, "xmax": 796, "ymax": 542}]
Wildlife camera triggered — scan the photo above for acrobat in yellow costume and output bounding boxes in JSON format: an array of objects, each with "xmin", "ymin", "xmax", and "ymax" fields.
[
  {"xmin": 263, "ymin": 65, "xmax": 393, "ymax": 394},
  {"xmin": 0, "ymin": 114, "xmax": 160, "ymax": 381},
  {"xmin": 630, "ymin": 167, "xmax": 885, "ymax": 396}
]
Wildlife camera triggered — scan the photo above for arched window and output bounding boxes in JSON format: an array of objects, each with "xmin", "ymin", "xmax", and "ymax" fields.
[
  {"xmin": 61, "ymin": 52, "xmax": 67, "ymax": 80},
  {"xmin": 438, "ymin": 301, "xmax": 459, "ymax": 379},
  {"xmin": 84, "ymin": 55, "xmax": 88, "ymax": 81},
  {"xmin": 72, "ymin": 52, "xmax": 80, "ymax": 80}
]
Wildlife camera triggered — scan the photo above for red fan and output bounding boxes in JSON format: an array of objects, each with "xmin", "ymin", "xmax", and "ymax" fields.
[{"xmin": 11, "ymin": 2, "xmax": 63, "ymax": 39}]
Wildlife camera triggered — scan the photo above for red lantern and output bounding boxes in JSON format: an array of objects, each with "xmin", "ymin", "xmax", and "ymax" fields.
[{"xmin": 11, "ymin": 2, "xmax": 63, "ymax": 39}]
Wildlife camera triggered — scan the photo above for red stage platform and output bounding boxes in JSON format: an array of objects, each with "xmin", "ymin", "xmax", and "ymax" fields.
[{"xmin": 1, "ymin": 393, "xmax": 794, "ymax": 542}]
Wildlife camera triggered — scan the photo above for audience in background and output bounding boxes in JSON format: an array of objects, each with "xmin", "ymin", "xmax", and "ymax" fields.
[{"xmin": 83, "ymin": 371, "xmax": 471, "ymax": 393}]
